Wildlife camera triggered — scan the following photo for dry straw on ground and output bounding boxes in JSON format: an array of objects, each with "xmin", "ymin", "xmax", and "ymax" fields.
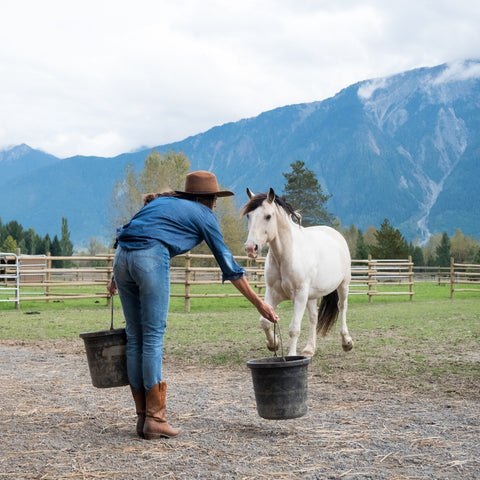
[{"xmin": 1, "ymin": 339, "xmax": 479, "ymax": 479}]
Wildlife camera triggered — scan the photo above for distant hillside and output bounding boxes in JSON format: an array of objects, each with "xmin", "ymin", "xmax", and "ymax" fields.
[{"xmin": 1, "ymin": 60, "xmax": 479, "ymax": 247}]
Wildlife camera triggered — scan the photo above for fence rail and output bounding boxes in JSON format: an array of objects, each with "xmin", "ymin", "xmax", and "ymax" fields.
[
  {"xmin": 1, "ymin": 251, "xmax": 479, "ymax": 310},
  {"xmin": 450, "ymin": 259, "xmax": 480, "ymax": 298},
  {"xmin": 350, "ymin": 255, "xmax": 414, "ymax": 302}
]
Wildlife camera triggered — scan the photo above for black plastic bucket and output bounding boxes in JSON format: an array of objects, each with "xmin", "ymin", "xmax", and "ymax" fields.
[
  {"xmin": 79, "ymin": 328, "xmax": 129, "ymax": 388},
  {"xmin": 247, "ymin": 355, "xmax": 311, "ymax": 420}
]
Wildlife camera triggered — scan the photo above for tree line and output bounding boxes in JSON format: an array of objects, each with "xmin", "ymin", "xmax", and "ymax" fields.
[
  {"xmin": 0, "ymin": 217, "xmax": 74, "ymax": 267},
  {"xmin": 2, "ymin": 151, "xmax": 479, "ymax": 267}
]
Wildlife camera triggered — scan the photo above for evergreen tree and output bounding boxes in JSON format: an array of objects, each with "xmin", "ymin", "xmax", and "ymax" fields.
[
  {"xmin": 50, "ymin": 235, "xmax": 62, "ymax": 266},
  {"xmin": 435, "ymin": 232, "xmax": 451, "ymax": 267},
  {"xmin": 371, "ymin": 219, "xmax": 408, "ymax": 259},
  {"xmin": 355, "ymin": 229, "xmax": 369, "ymax": 259},
  {"xmin": 24, "ymin": 228, "xmax": 37, "ymax": 254},
  {"xmin": 60, "ymin": 218, "xmax": 74, "ymax": 267},
  {"xmin": 409, "ymin": 243, "xmax": 424, "ymax": 265},
  {"xmin": 473, "ymin": 247, "xmax": 480, "ymax": 265},
  {"xmin": 282, "ymin": 160, "xmax": 333, "ymax": 227}
]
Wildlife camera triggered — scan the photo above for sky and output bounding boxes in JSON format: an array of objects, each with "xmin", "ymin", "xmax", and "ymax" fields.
[{"xmin": 1, "ymin": 0, "xmax": 479, "ymax": 159}]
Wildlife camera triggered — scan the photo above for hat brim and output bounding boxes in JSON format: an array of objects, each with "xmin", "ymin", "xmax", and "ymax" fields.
[{"xmin": 175, "ymin": 190, "xmax": 234, "ymax": 197}]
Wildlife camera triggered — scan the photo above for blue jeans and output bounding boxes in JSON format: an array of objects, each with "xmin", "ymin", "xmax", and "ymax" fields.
[{"xmin": 113, "ymin": 243, "xmax": 170, "ymax": 392}]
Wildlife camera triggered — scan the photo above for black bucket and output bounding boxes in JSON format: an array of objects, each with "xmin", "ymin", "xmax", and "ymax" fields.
[
  {"xmin": 79, "ymin": 299, "xmax": 129, "ymax": 388},
  {"xmin": 79, "ymin": 328, "xmax": 129, "ymax": 388},
  {"xmin": 247, "ymin": 355, "xmax": 311, "ymax": 420}
]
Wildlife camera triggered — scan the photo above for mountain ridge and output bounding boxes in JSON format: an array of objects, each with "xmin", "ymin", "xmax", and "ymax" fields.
[{"xmin": 1, "ymin": 60, "xmax": 479, "ymax": 246}]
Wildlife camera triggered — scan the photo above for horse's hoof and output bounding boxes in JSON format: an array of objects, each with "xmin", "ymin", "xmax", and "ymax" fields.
[
  {"xmin": 301, "ymin": 349, "xmax": 314, "ymax": 357},
  {"xmin": 266, "ymin": 339, "xmax": 280, "ymax": 352},
  {"xmin": 342, "ymin": 341, "xmax": 354, "ymax": 352}
]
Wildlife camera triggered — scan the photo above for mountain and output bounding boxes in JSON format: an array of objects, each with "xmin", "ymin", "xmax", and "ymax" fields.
[{"xmin": 1, "ymin": 60, "xmax": 479, "ymax": 247}]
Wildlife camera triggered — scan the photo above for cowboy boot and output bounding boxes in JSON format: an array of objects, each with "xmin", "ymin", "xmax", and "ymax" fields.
[
  {"xmin": 130, "ymin": 386, "xmax": 146, "ymax": 438},
  {"xmin": 144, "ymin": 382, "xmax": 181, "ymax": 439}
]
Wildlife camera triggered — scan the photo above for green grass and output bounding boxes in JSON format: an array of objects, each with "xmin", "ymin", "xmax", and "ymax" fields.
[{"xmin": 1, "ymin": 282, "xmax": 479, "ymax": 391}]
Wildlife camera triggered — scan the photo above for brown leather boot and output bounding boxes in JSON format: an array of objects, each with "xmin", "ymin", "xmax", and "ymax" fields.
[
  {"xmin": 130, "ymin": 386, "xmax": 146, "ymax": 438},
  {"xmin": 144, "ymin": 382, "xmax": 181, "ymax": 439}
]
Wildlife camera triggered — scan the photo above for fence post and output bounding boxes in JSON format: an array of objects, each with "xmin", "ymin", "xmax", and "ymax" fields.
[
  {"xmin": 185, "ymin": 252, "xmax": 191, "ymax": 313},
  {"xmin": 46, "ymin": 252, "xmax": 51, "ymax": 303},
  {"xmin": 107, "ymin": 250, "xmax": 114, "ymax": 307},
  {"xmin": 450, "ymin": 257, "xmax": 455, "ymax": 299},
  {"xmin": 368, "ymin": 254, "xmax": 373, "ymax": 303},
  {"xmin": 408, "ymin": 255, "xmax": 414, "ymax": 301}
]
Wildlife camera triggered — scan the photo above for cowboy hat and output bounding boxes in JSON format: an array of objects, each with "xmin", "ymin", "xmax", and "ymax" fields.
[{"xmin": 175, "ymin": 170, "xmax": 234, "ymax": 197}]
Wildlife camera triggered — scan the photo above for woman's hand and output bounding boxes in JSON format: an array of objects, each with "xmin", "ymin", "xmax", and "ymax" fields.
[
  {"xmin": 257, "ymin": 300, "xmax": 279, "ymax": 323},
  {"xmin": 231, "ymin": 276, "xmax": 279, "ymax": 323},
  {"xmin": 107, "ymin": 278, "xmax": 117, "ymax": 296}
]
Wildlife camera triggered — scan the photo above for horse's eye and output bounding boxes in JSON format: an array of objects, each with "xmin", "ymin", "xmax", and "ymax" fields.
[{"xmin": 265, "ymin": 215, "xmax": 271, "ymax": 221}]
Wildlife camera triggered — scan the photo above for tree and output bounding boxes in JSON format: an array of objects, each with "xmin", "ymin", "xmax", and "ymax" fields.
[
  {"xmin": 5, "ymin": 221, "xmax": 23, "ymax": 242},
  {"xmin": 83, "ymin": 237, "xmax": 108, "ymax": 267},
  {"xmin": 40, "ymin": 234, "xmax": 52, "ymax": 255},
  {"xmin": 23, "ymin": 228, "xmax": 37, "ymax": 255},
  {"xmin": 60, "ymin": 218, "xmax": 74, "ymax": 267},
  {"xmin": 363, "ymin": 226, "xmax": 378, "ymax": 249},
  {"xmin": 214, "ymin": 189, "xmax": 246, "ymax": 255},
  {"xmin": 450, "ymin": 229, "xmax": 477, "ymax": 263},
  {"xmin": 108, "ymin": 150, "xmax": 191, "ymax": 236},
  {"xmin": 282, "ymin": 160, "xmax": 334, "ymax": 227},
  {"xmin": 435, "ymin": 232, "xmax": 451, "ymax": 267},
  {"xmin": 1, "ymin": 235, "xmax": 17, "ymax": 253},
  {"xmin": 355, "ymin": 229, "xmax": 369, "ymax": 259},
  {"xmin": 341, "ymin": 224, "xmax": 359, "ymax": 258},
  {"xmin": 409, "ymin": 243, "xmax": 425, "ymax": 266},
  {"xmin": 370, "ymin": 219, "xmax": 408, "ymax": 259},
  {"xmin": 50, "ymin": 235, "xmax": 62, "ymax": 266}
]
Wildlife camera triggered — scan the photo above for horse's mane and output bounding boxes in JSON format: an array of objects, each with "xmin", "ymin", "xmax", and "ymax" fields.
[{"xmin": 242, "ymin": 192, "xmax": 302, "ymax": 224}]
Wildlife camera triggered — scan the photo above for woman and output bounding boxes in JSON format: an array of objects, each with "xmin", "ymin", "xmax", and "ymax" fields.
[{"xmin": 107, "ymin": 170, "xmax": 278, "ymax": 440}]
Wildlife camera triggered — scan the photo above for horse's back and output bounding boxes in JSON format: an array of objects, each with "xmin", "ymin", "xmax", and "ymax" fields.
[{"xmin": 301, "ymin": 225, "xmax": 351, "ymax": 261}]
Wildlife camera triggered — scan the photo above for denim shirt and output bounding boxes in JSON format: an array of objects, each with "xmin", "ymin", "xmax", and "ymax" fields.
[{"xmin": 116, "ymin": 196, "xmax": 245, "ymax": 282}]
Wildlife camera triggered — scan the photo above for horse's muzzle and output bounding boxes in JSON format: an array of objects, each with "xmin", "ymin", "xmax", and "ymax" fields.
[{"xmin": 245, "ymin": 243, "xmax": 259, "ymax": 258}]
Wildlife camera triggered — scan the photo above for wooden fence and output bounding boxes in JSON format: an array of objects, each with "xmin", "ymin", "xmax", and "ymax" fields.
[
  {"xmin": 350, "ymin": 255, "xmax": 414, "ymax": 303},
  {"xmin": 2, "ymin": 251, "xmax": 479, "ymax": 310},
  {"xmin": 449, "ymin": 258, "xmax": 480, "ymax": 298}
]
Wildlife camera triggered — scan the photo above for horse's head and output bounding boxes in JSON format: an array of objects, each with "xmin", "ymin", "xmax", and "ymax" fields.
[{"xmin": 242, "ymin": 187, "xmax": 278, "ymax": 258}]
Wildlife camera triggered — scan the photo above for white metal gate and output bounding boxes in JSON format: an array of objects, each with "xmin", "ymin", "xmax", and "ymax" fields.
[{"xmin": 0, "ymin": 252, "xmax": 19, "ymax": 307}]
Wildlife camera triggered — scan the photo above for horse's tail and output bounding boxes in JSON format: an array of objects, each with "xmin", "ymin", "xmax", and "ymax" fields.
[{"xmin": 317, "ymin": 290, "xmax": 339, "ymax": 337}]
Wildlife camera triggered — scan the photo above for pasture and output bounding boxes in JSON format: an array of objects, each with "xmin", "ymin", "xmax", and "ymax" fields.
[{"xmin": 0, "ymin": 283, "xmax": 479, "ymax": 479}]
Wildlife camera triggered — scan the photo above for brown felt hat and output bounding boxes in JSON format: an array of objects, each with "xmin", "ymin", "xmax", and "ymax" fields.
[{"xmin": 176, "ymin": 170, "xmax": 234, "ymax": 197}]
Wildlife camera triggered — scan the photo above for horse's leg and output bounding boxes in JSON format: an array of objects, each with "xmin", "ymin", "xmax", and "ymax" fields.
[
  {"xmin": 287, "ymin": 293, "xmax": 308, "ymax": 356},
  {"xmin": 338, "ymin": 282, "xmax": 353, "ymax": 352},
  {"xmin": 260, "ymin": 289, "xmax": 280, "ymax": 352},
  {"xmin": 301, "ymin": 299, "xmax": 318, "ymax": 357}
]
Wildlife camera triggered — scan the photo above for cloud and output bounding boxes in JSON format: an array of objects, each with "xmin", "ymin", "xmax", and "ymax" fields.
[
  {"xmin": 357, "ymin": 78, "xmax": 388, "ymax": 100},
  {"xmin": 433, "ymin": 60, "xmax": 480, "ymax": 85},
  {"xmin": 1, "ymin": 0, "xmax": 480, "ymax": 157}
]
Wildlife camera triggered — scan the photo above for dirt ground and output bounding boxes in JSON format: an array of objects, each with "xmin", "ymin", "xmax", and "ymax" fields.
[{"xmin": 0, "ymin": 339, "xmax": 479, "ymax": 480}]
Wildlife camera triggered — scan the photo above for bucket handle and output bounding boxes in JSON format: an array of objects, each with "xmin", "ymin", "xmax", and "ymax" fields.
[
  {"xmin": 273, "ymin": 322, "xmax": 286, "ymax": 361},
  {"xmin": 110, "ymin": 296, "xmax": 115, "ymax": 330}
]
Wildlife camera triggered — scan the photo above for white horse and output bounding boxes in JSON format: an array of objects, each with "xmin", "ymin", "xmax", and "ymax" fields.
[{"xmin": 243, "ymin": 188, "xmax": 353, "ymax": 357}]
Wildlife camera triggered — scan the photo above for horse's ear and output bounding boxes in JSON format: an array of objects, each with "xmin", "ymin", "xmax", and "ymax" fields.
[
  {"xmin": 267, "ymin": 188, "xmax": 275, "ymax": 203},
  {"xmin": 246, "ymin": 188, "xmax": 255, "ymax": 199}
]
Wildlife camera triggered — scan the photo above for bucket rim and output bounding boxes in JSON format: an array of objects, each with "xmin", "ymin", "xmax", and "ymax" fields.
[
  {"xmin": 79, "ymin": 328, "xmax": 126, "ymax": 339},
  {"xmin": 246, "ymin": 355, "xmax": 311, "ymax": 369}
]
